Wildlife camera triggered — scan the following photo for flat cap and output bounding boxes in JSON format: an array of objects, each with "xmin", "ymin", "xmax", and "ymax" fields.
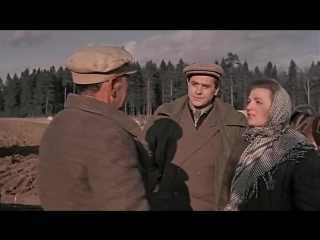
[
  {"xmin": 183, "ymin": 62, "xmax": 224, "ymax": 79},
  {"xmin": 67, "ymin": 45, "xmax": 136, "ymax": 84}
]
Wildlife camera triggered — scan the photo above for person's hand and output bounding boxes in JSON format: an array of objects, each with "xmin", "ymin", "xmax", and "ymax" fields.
[{"xmin": 153, "ymin": 184, "xmax": 160, "ymax": 193}]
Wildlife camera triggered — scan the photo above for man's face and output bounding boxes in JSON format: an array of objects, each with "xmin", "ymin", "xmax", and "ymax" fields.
[{"xmin": 188, "ymin": 75, "xmax": 219, "ymax": 108}]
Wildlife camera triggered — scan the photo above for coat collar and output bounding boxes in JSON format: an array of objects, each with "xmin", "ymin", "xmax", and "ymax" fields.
[
  {"xmin": 64, "ymin": 94, "xmax": 141, "ymax": 137},
  {"xmin": 154, "ymin": 94, "xmax": 247, "ymax": 127}
]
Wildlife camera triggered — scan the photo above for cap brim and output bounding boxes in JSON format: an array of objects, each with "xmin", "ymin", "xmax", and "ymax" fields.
[
  {"xmin": 124, "ymin": 70, "xmax": 137, "ymax": 75},
  {"xmin": 72, "ymin": 69, "xmax": 137, "ymax": 84},
  {"xmin": 71, "ymin": 72, "xmax": 110, "ymax": 84},
  {"xmin": 186, "ymin": 70, "xmax": 222, "ymax": 79}
]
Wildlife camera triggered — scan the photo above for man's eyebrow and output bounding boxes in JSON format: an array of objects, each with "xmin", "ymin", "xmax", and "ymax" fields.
[{"xmin": 190, "ymin": 81, "xmax": 211, "ymax": 87}]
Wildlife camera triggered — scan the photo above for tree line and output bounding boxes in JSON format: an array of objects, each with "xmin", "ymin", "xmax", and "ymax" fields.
[{"xmin": 0, "ymin": 52, "xmax": 319, "ymax": 118}]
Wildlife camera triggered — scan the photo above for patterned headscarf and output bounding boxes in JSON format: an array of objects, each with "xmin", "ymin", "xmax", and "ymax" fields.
[{"xmin": 224, "ymin": 80, "xmax": 315, "ymax": 211}]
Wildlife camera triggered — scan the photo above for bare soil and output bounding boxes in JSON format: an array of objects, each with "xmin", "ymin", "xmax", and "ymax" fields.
[
  {"xmin": 0, "ymin": 154, "xmax": 39, "ymax": 195},
  {"xmin": 0, "ymin": 118, "xmax": 48, "ymax": 198}
]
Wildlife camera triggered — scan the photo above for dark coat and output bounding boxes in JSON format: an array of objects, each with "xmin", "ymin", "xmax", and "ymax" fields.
[
  {"xmin": 139, "ymin": 95, "xmax": 247, "ymax": 211},
  {"xmin": 219, "ymin": 137, "xmax": 320, "ymax": 211},
  {"xmin": 39, "ymin": 94, "xmax": 149, "ymax": 211}
]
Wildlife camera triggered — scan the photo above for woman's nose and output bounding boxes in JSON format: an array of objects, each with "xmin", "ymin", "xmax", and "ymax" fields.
[{"xmin": 246, "ymin": 102, "xmax": 253, "ymax": 111}]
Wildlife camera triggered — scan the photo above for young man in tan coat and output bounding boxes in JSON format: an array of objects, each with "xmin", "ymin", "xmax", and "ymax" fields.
[
  {"xmin": 39, "ymin": 46, "xmax": 149, "ymax": 211},
  {"xmin": 139, "ymin": 62, "xmax": 247, "ymax": 211}
]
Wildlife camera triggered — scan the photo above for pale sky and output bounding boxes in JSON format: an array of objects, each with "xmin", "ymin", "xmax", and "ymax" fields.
[{"xmin": 0, "ymin": 30, "xmax": 319, "ymax": 80}]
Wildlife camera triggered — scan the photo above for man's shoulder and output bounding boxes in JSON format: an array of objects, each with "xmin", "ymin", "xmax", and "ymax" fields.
[
  {"xmin": 154, "ymin": 95, "xmax": 188, "ymax": 117},
  {"xmin": 46, "ymin": 109, "xmax": 124, "ymax": 138},
  {"xmin": 216, "ymin": 99, "xmax": 247, "ymax": 126},
  {"xmin": 216, "ymin": 99, "xmax": 241, "ymax": 113},
  {"xmin": 43, "ymin": 110, "xmax": 133, "ymax": 153}
]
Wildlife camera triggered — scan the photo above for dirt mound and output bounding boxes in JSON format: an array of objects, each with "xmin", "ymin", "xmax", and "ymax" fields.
[{"xmin": 0, "ymin": 154, "xmax": 39, "ymax": 195}]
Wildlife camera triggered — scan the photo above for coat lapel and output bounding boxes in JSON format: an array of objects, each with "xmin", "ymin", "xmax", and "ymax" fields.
[{"xmin": 172, "ymin": 103, "xmax": 221, "ymax": 166}]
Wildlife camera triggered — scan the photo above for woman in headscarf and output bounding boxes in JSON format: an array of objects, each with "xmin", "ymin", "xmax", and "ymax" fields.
[{"xmin": 218, "ymin": 78, "xmax": 320, "ymax": 211}]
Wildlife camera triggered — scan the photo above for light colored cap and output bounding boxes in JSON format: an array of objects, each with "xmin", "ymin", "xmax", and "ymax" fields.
[
  {"xmin": 67, "ymin": 45, "xmax": 137, "ymax": 84},
  {"xmin": 183, "ymin": 62, "xmax": 224, "ymax": 79}
]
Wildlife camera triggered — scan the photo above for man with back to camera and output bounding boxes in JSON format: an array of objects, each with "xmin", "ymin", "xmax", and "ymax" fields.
[
  {"xmin": 139, "ymin": 62, "xmax": 247, "ymax": 211},
  {"xmin": 38, "ymin": 46, "xmax": 149, "ymax": 211}
]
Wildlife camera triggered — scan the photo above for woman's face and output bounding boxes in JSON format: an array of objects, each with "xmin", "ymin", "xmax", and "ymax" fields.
[{"xmin": 246, "ymin": 87, "xmax": 273, "ymax": 127}]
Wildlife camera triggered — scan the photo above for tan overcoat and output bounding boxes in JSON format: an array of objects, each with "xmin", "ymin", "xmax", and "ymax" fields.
[{"xmin": 139, "ymin": 95, "xmax": 247, "ymax": 210}]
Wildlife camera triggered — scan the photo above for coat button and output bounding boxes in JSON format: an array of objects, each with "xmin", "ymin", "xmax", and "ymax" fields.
[
  {"xmin": 177, "ymin": 169, "xmax": 180, "ymax": 173},
  {"xmin": 198, "ymin": 172, "xmax": 202, "ymax": 175},
  {"xmin": 174, "ymin": 192, "xmax": 178, "ymax": 196}
]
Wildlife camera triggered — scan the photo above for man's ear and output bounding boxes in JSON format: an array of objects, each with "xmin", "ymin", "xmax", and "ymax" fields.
[
  {"xmin": 110, "ymin": 78, "xmax": 118, "ymax": 97},
  {"xmin": 214, "ymin": 86, "xmax": 220, "ymax": 96}
]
